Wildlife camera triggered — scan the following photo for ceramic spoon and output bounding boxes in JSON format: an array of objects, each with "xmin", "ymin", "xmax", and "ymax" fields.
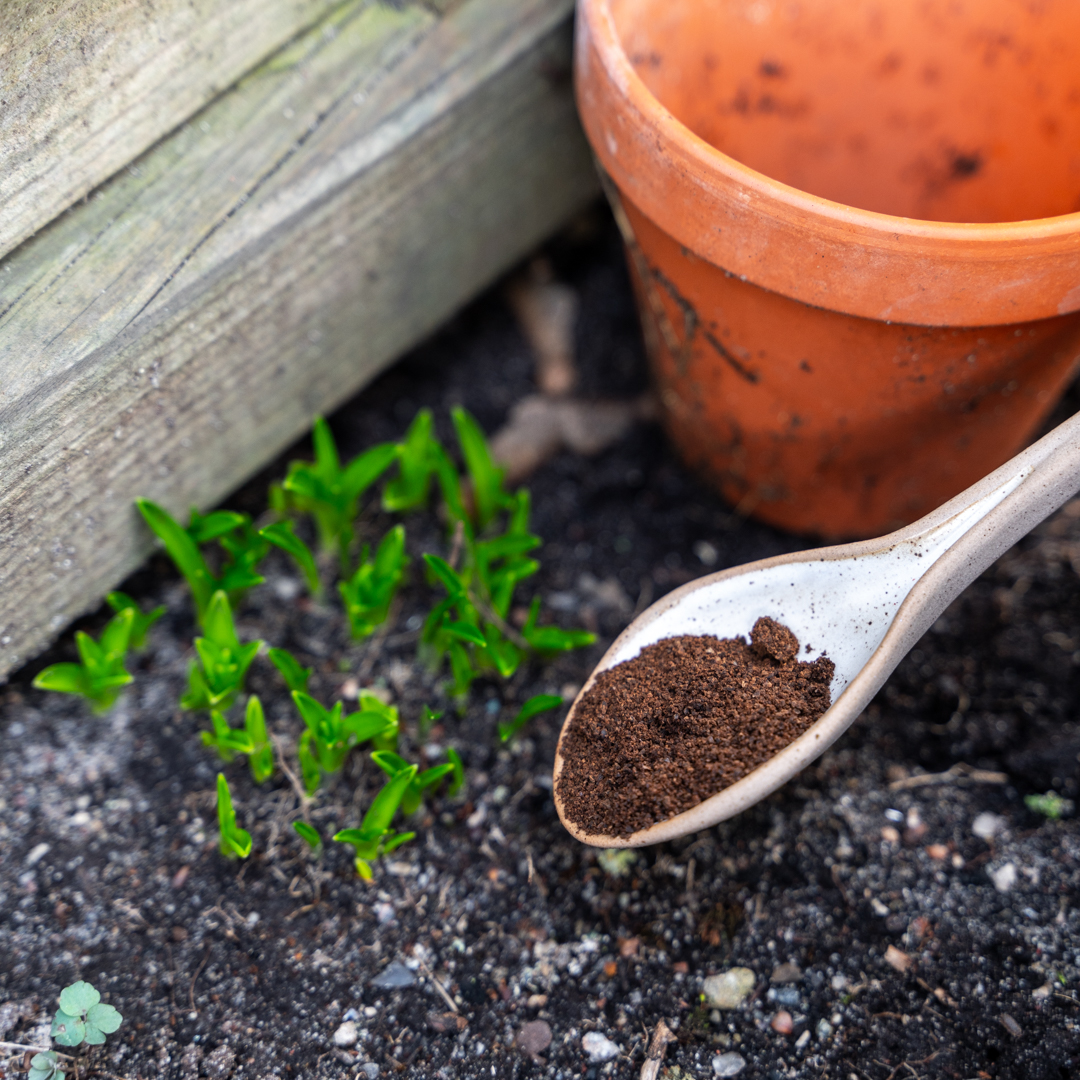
[{"xmin": 553, "ymin": 410, "xmax": 1080, "ymax": 848}]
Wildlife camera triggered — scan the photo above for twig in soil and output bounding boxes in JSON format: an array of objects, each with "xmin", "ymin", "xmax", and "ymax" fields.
[
  {"xmin": 638, "ymin": 1019, "xmax": 676, "ymax": 1080},
  {"xmin": 419, "ymin": 958, "xmax": 459, "ymax": 1014},
  {"xmin": 189, "ymin": 947, "xmax": 210, "ymax": 1013},
  {"xmin": 271, "ymin": 734, "xmax": 315, "ymax": 817},
  {"xmin": 0, "ymin": 1042, "xmax": 75, "ymax": 1058},
  {"xmin": 447, "ymin": 519, "xmax": 465, "ymax": 571},
  {"xmin": 888, "ymin": 762, "xmax": 1008, "ymax": 790}
]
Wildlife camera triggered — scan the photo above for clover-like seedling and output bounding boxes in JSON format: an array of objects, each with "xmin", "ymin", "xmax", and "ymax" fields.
[
  {"xmin": 33, "ymin": 606, "xmax": 138, "ymax": 713},
  {"xmin": 498, "ymin": 693, "xmax": 563, "ymax": 743},
  {"xmin": 339, "ymin": 524, "xmax": 409, "ymax": 640},
  {"xmin": 28, "ymin": 1050, "xmax": 65, "ymax": 1080},
  {"xmin": 279, "ymin": 416, "xmax": 398, "ymax": 568},
  {"xmin": 180, "ymin": 591, "xmax": 262, "ymax": 712},
  {"xmin": 51, "ymin": 980, "xmax": 122, "ymax": 1048},
  {"xmin": 259, "ymin": 521, "xmax": 321, "ymax": 598},
  {"xmin": 217, "ymin": 773, "xmax": 252, "ymax": 858},
  {"xmin": 371, "ymin": 750, "xmax": 455, "ymax": 815},
  {"xmin": 333, "ymin": 763, "xmax": 418, "ymax": 879},
  {"xmin": 293, "ymin": 690, "xmax": 399, "ymax": 794},
  {"xmin": 201, "ymin": 696, "xmax": 273, "ymax": 784},
  {"xmin": 268, "ymin": 646, "xmax": 312, "ymax": 694}
]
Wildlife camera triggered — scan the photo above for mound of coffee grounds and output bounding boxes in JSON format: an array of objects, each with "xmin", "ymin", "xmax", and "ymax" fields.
[{"xmin": 557, "ymin": 617, "xmax": 834, "ymax": 838}]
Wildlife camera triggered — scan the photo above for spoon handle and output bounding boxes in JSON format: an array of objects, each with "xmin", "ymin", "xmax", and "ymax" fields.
[{"xmin": 883, "ymin": 407, "xmax": 1080, "ymax": 660}]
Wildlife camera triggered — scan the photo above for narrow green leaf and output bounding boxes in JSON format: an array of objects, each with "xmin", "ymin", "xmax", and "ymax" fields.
[
  {"xmin": 444, "ymin": 620, "xmax": 486, "ymax": 646},
  {"xmin": 452, "ymin": 406, "xmax": 507, "ymax": 529},
  {"xmin": 33, "ymin": 663, "xmax": 89, "ymax": 695},
  {"xmin": 499, "ymin": 693, "xmax": 563, "ymax": 743},
  {"xmin": 268, "ymin": 647, "xmax": 312, "ymax": 694},
  {"xmin": 341, "ymin": 442, "xmax": 399, "ymax": 503},
  {"xmin": 137, "ymin": 499, "xmax": 215, "ymax": 620},
  {"xmin": 187, "ymin": 509, "xmax": 247, "ymax": 543},
  {"xmin": 293, "ymin": 821, "xmax": 322, "ymax": 849},
  {"xmin": 423, "ymin": 553, "xmax": 466, "ymax": 597},
  {"xmin": 361, "ymin": 765, "xmax": 417, "ymax": 836},
  {"xmin": 259, "ymin": 521, "xmax": 321, "ymax": 597},
  {"xmin": 446, "ymin": 747, "xmax": 465, "ymax": 796}
]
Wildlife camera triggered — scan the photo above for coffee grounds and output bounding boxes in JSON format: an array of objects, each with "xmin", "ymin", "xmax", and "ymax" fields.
[{"xmin": 557, "ymin": 617, "xmax": 835, "ymax": 838}]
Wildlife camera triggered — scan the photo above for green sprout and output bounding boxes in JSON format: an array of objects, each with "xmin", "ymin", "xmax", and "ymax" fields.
[
  {"xmin": 180, "ymin": 591, "xmax": 262, "ymax": 712},
  {"xmin": 216, "ymin": 773, "xmax": 252, "ymax": 858},
  {"xmin": 339, "ymin": 524, "xmax": 409, "ymax": 640},
  {"xmin": 268, "ymin": 646, "xmax": 312, "ymax": 694},
  {"xmin": 277, "ymin": 416, "xmax": 397, "ymax": 568},
  {"xmin": 105, "ymin": 591, "xmax": 165, "ymax": 650},
  {"xmin": 201, "ymin": 696, "xmax": 273, "ymax": 784},
  {"xmin": 1025, "ymin": 791, "xmax": 1074, "ymax": 819},
  {"xmin": 292, "ymin": 690, "xmax": 399, "ymax": 794},
  {"xmin": 259, "ymin": 521, "xmax": 321, "ymax": 598},
  {"xmin": 418, "ymin": 703, "xmax": 444, "ymax": 741},
  {"xmin": 382, "ymin": 408, "xmax": 440, "ymax": 512},
  {"xmin": 50, "ymin": 980, "xmax": 122, "ymax": 1049},
  {"xmin": 136, "ymin": 500, "xmax": 267, "ymax": 624},
  {"xmin": 498, "ymin": 693, "xmax": 563, "ymax": 743},
  {"xmin": 597, "ymin": 848, "xmax": 638, "ymax": 878},
  {"xmin": 371, "ymin": 750, "xmax": 455, "ymax": 814},
  {"xmin": 293, "ymin": 820, "xmax": 322, "ymax": 850},
  {"xmin": 334, "ymin": 764, "xmax": 418, "ymax": 879},
  {"xmin": 33, "ymin": 605, "xmax": 139, "ymax": 713}
]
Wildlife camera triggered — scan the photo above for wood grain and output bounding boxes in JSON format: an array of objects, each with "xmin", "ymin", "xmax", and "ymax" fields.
[
  {"xmin": 0, "ymin": 0, "xmax": 350, "ymax": 260},
  {"xmin": 0, "ymin": 0, "xmax": 596, "ymax": 678}
]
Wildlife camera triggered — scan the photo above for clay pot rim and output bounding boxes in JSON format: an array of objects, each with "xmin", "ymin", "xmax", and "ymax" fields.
[{"xmin": 578, "ymin": 0, "xmax": 1080, "ymax": 326}]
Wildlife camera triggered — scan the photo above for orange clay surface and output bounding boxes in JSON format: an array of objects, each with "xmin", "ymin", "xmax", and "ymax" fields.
[{"xmin": 576, "ymin": 0, "xmax": 1080, "ymax": 537}]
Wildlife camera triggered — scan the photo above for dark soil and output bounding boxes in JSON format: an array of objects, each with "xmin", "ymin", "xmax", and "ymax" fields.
[
  {"xmin": 3, "ymin": 206, "xmax": 1080, "ymax": 1080},
  {"xmin": 557, "ymin": 621, "xmax": 834, "ymax": 838}
]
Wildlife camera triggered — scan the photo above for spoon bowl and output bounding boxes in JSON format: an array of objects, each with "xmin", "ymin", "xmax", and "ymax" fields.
[{"xmin": 553, "ymin": 411, "xmax": 1080, "ymax": 847}]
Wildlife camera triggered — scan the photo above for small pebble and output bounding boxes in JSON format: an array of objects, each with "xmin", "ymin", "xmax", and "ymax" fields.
[
  {"xmin": 581, "ymin": 1031, "xmax": 620, "ymax": 1063},
  {"xmin": 989, "ymin": 862, "xmax": 1017, "ymax": 894},
  {"xmin": 816, "ymin": 1018, "xmax": 833, "ymax": 1040},
  {"xmin": 794, "ymin": 1030, "xmax": 811, "ymax": 1051},
  {"xmin": 770, "ymin": 962, "xmax": 801, "ymax": 984},
  {"xmin": 1000, "ymin": 1013, "xmax": 1023, "ymax": 1037},
  {"xmin": 771, "ymin": 1010, "xmax": 793, "ymax": 1035},
  {"xmin": 972, "ymin": 812, "xmax": 1006, "ymax": 840},
  {"xmin": 333, "ymin": 1021, "xmax": 358, "ymax": 1048},
  {"xmin": 772, "ymin": 987, "xmax": 801, "ymax": 1006},
  {"xmin": 702, "ymin": 968, "xmax": 756, "ymax": 1009},
  {"xmin": 361, "ymin": 1063, "xmax": 380, "ymax": 1079},
  {"xmin": 925, "ymin": 844, "xmax": 949, "ymax": 861},
  {"xmin": 712, "ymin": 1051, "xmax": 746, "ymax": 1077},
  {"xmin": 884, "ymin": 945, "xmax": 912, "ymax": 973},
  {"xmin": 515, "ymin": 1020, "xmax": 552, "ymax": 1056},
  {"xmin": 370, "ymin": 962, "xmax": 416, "ymax": 989}
]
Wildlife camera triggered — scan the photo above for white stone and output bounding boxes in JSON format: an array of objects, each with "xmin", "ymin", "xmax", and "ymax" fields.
[
  {"xmin": 972, "ymin": 812, "xmax": 1006, "ymax": 840},
  {"xmin": 702, "ymin": 968, "xmax": 756, "ymax": 1009},
  {"xmin": 332, "ymin": 1021, "xmax": 358, "ymax": 1048},
  {"xmin": 581, "ymin": 1031, "xmax": 620, "ymax": 1063},
  {"xmin": 713, "ymin": 1051, "xmax": 746, "ymax": 1077},
  {"xmin": 989, "ymin": 862, "xmax": 1017, "ymax": 893}
]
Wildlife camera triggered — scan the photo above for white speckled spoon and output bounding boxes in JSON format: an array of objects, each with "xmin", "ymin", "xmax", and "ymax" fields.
[{"xmin": 553, "ymin": 410, "xmax": 1080, "ymax": 848}]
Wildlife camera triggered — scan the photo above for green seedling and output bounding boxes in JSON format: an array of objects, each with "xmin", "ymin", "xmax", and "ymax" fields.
[
  {"xmin": 372, "ymin": 750, "xmax": 455, "ymax": 815},
  {"xmin": 279, "ymin": 416, "xmax": 397, "ymax": 567},
  {"xmin": 293, "ymin": 690, "xmax": 399, "ymax": 794},
  {"xmin": 597, "ymin": 848, "xmax": 638, "ymax": 878},
  {"xmin": 339, "ymin": 524, "xmax": 409, "ymax": 640},
  {"xmin": 28, "ymin": 1051, "xmax": 65, "ymax": 1080},
  {"xmin": 137, "ymin": 500, "xmax": 269, "ymax": 623},
  {"xmin": 498, "ymin": 693, "xmax": 563, "ymax": 743},
  {"xmin": 293, "ymin": 820, "xmax": 322, "ymax": 850},
  {"xmin": 1025, "ymin": 790, "xmax": 1074, "ymax": 819},
  {"xmin": 268, "ymin": 646, "xmax": 312, "ymax": 694},
  {"xmin": 452, "ymin": 405, "xmax": 514, "ymax": 530},
  {"xmin": 446, "ymin": 747, "xmax": 465, "ymax": 796},
  {"xmin": 418, "ymin": 703, "xmax": 444, "ymax": 740},
  {"xmin": 382, "ymin": 408, "xmax": 440, "ymax": 513},
  {"xmin": 259, "ymin": 521, "xmax": 321, "ymax": 597},
  {"xmin": 33, "ymin": 606, "xmax": 138, "ymax": 713},
  {"xmin": 201, "ymin": 696, "xmax": 273, "ymax": 784},
  {"xmin": 180, "ymin": 590, "xmax": 262, "ymax": 712},
  {"xmin": 105, "ymin": 591, "xmax": 165, "ymax": 650},
  {"xmin": 217, "ymin": 773, "xmax": 252, "ymax": 858},
  {"xmin": 333, "ymin": 763, "xmax": 418, "ymax": 879},
  {"xmin": 50, "ymin": 980, "xmax": 122, "ymax": 1049},
  {"xmin": 520, "ymin": 596, "xmax": 597, "ymax": 656}
]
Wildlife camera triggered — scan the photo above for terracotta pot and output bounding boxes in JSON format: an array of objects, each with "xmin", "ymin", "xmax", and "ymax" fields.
[{"xmin": 576, "ymin": 0, "xmax": 1080, "ymax": 538}]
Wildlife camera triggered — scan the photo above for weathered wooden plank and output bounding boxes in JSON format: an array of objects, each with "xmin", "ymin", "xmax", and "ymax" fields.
[
  {"xmin": 0, "ymin": 0, "xmax": 596, "ymax": 678},
  {"xmin": 0, "ymin": 0, "xmax": 352, "ymax": 260}
]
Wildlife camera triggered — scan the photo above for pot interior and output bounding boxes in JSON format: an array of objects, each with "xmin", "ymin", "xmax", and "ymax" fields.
[{"xmin": 610, "ymin": 0, "xmax": 1080, "ymax": 223}]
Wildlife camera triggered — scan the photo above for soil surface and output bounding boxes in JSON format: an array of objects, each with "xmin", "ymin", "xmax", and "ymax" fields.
[
  {"xmin": 3, "ymin": 209, "xmax": 1080, "ymax": 1080},
  {"xmin": 557, "ymin": 623, "xmax": 835, "ymax": 838}
]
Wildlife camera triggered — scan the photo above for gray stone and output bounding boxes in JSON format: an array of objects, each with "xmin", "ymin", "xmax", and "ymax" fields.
[
  {"xmin": 581, "ymin": 1031, "xmax": 620, "ymax": 1063},
  {"xmin": 713, "ymin": 1051, "xmax": 747, "ymax": 1077},
  {"xmin": 370, "ymin": 962, "xmax": 416, "ymax": 989},
  {"xmin": 333, "ymin": 1020, "xmax": 359, "ymax": 1047},
  {"xmin": 702, "ymin": 968, "xmax": 756, "ymax": 1009}
]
